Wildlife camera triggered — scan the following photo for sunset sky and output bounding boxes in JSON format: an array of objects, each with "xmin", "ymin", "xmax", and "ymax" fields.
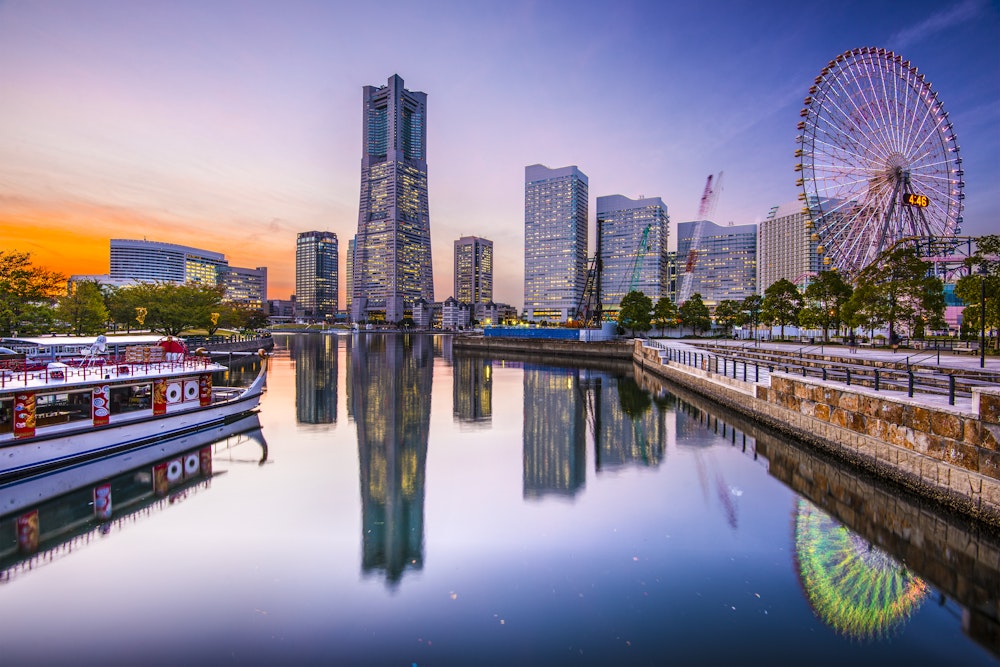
[{"xmin": 1, "ymin": 0, "xmax": 997, "ymax": 307}]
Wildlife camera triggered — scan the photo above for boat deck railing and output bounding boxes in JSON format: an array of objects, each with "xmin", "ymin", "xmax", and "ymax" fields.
[{"xmin": 0, "ymin": 354, "xmax": 219, "ymax": 390}]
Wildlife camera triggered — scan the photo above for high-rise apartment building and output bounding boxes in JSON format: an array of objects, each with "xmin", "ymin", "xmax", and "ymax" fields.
[
  {"xmin": 757, "ymin": 201, "xmax": 821, "ymax": 293},
  {"xmin": 110, "ymin": 239, "xmax": 228, "ymax": 286},
  {"xmin": 296, "ymin": 231, "xmax": 338, "ymax": 321},
  {"xmin": 597, "ymin": 194, "xmax": 669, "ymax": 313},
  {"xmin": 676, "ymin": 220, "xmax": 757, "ymax": 306},
  {"xmin": 346, "ymin": 237, "xmax": 356, "ymax": 314},
  {"xmin": 453, "ymin": 236, "xmax": 493, "ymax": 306},
  {"xmin": 352, "ymin": 74, "xmax": 433, "ymax": 323},
  {"xmin": 524, "ymin": 164, "xmax": 588, "ymax": 322}
]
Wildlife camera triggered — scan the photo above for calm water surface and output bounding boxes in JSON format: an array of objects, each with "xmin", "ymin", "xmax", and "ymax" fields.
[{"xmin": 0, "ymin": 332, "xmax": 997, "ymax": 667}]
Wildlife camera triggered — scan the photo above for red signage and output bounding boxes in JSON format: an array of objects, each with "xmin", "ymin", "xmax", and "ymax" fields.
[
  {"xmin": 152, "ymin": 462, "xmax": 169, "ymax": 496},
  {"xmin": 152, "ymin": 379, "xmax": 167, "ymax": 415},
  {"xmin": 13, "ymin": 392, "xmax": 35, "ymax": 439},
  {"xmin": 199, "ymin": 373, "xmax": 212, "ymax": 407},
  {"xmin": 199, "ymin": 446, "xmax": 213, "ymax": 476},
  {"xmin": 92, "ymin": 384, "xmax": 110, "ymax": 427}
]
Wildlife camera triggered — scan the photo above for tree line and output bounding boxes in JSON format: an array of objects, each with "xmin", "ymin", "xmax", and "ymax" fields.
[
  {"xmin": 615, "ymin": 237, "xmax": 998, "ymax": 348},
  {"xmin": 0, "ymin": 250, "xmax": 268, "ymax": 338}
]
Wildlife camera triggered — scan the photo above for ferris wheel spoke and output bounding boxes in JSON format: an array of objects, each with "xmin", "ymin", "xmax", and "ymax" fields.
[
  {"xmin": 821, "ymin": 80, "xmax": 892, "ymax": 164},
  {"xmin": 855, "ymin": 54, "xmax": 897, "ymax": 160}
]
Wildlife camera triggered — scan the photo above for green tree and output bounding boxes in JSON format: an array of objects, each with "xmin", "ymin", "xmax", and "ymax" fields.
[
  {"xmin": 761, "ymin": 279, "xmax": 802, "ymax": 340},
  {"xmin": 652, "ymin": 296, "xmax": 679, "ymax": 335},
  {"xmin": 854, "ymin": 247, "xmax": 945, "ymax": 345},
  {"xmin": 842, "ymin": 281, "xmax": 883, "ymax": 342},
  {"xmin": 56, "ymin": 280, "xmax": 109, "ymax": 335},
  {"xmin": 801, "ymin": 270, "xmax": 853, "ymax": 342},
  {"xmin": 956, "ymin": 235, "xmax": 1000, "ymax": 351},
  {"xmin": 116, "ymin": 282, "xmax": 225, "ymax": 336},
  {"xmin": 739, "ymin": 294, "xmax": 763, "ymax": 343},
  {"xmin": 679, "ymin": 293, "xmax": 711, "ymax": 336},
  {"xmin": 0, "ymin": 250, "xmax": 65, "ymax": 337},
  {"xmin": 617, "ymin": 290, "xmax": 653, "ymax": 336},
  {"xmin": 713, "ymin": 300, "xmax": 742, "ymax": 338}
]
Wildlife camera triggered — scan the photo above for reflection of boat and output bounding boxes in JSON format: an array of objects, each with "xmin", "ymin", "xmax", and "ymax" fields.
[
  {"xmin": 0, "ymin": 337, "xmax": 267, "ymax": 481},
  {"xmin": 0, "ymin": 413, "xmax": 266, "ymax": 582}
]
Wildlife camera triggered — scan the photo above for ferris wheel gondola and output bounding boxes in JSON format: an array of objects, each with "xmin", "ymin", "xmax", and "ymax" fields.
[{"xmin": 796, "ymin": 47, "xmax": 964, "ymax": 277}]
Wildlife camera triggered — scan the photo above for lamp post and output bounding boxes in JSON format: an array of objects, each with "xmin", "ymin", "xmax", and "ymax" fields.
[{"xmin": 981, "ymin": 263, "xmax": 987, "ymax": 369}]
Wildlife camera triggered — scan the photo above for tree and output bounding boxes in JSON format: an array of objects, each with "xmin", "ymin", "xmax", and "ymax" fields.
[
  {"xmin": 679, "ymin": 293, "xmax": 710, "ymax": 336},
  {"xmin": 854, "ymin": 247, "xmax": 945, "ymax": 345},
  {"xmin": 113, "ymin": 282, "xmax": 225, "ymax": 336},
  {"xmin": 739, "ymin": 294, "xmax": 763, "ymax": 343},
  {"xmin": 801, "ymin": 270, "xmax": 853, "ymax": 342},
  {"xmin": 842, "ymin": 281, "xmax": 883, "ymax": 341},
  {"xmin": 761, "ymin": 279, "xmax": 802, "ymax": 339},
  {"xmin": 713, "ymin": 300, "xmax": 742, "ymax": 338},
  {"xmin": 652, "ymin": 296, "xmax": 680, "ymax": 336},
  {"xmin": 56, "ymin": 280, "xmax": 109, "ymax": 335},
  {"xmin": 956, "ymin": 235, "xmax": 1000, "ymax": 351},
  {"xmin": 617, "ymin": 290, "xmax": 653, "ymax": 336},
  {"xmin": 0, "ymin": 250, "xmax": 65, "ymax": 337}
]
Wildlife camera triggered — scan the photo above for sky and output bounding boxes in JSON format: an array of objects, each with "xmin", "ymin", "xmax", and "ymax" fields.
[{"xmin": 0, "ymin": 0, "xmax": 997, "ymax": 308}]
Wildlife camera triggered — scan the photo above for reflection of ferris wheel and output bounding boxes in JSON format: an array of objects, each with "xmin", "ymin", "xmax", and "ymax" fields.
[{"xmin": 796, "ymin": 47, "xmax": 964, "ymax": 276}]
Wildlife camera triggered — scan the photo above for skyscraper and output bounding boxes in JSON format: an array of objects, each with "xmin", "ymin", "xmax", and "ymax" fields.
[
  {"xmin": 757, "ymin": 200, "xmax": 821, "ymax": 293},
  {"xmin": 676, "ymin": 220, "xmax": 757, "ymax": 306},
  {"xmin": 296, "ymin": 231, "xmax": 338, "ymax": 321},
  {"xmin": 524, "ymin": 164, "xmax": 588, "ymax": 322},
  {"xmin": 453, "ymin": 236, "xmax": 493, "ymax": 306},
  {"xmin": 596, "ymin": 194, "xmax": 669, "ymax": 314},
  {"xmin": 110, "ymin": 239, "xmax": 228, "ymax": 286},
  {"xmin": 353, "ymin": 74, "xmax": 433, "ymax": 323}
]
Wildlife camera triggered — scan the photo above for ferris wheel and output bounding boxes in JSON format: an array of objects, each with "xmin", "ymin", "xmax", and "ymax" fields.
[{"xmin": 796, "ymin": 47, "xmax": 964, "ymax": 276}]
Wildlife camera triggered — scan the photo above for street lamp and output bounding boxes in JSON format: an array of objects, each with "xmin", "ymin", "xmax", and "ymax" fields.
[{"xmin": 981, "ymin": 263, "xmax": 987, "ymax": 369}]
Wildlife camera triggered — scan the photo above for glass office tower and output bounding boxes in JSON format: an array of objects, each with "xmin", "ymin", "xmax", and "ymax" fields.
[
  {"xmin": 453, "ymin": 236, "xmax": 493, "ymax": 306},
  {"xmin": 296, "ymin": 231, "xmax": 338, "ymax": 321},
  {"xmin": 523, "ymin": 164, "xmax": 588, "ymax": 322},
  {"xmin": 353, "ymin": 74, "xmax": 433, "ymax": 324},
  {"xmin": 597, "ymin": 194, "xmax": 669, "ymax": 314}
]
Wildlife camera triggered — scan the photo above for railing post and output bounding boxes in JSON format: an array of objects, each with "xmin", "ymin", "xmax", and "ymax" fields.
[
  {"xmin": 908, "ymin": 371, "xmax": 914, "ymax": 398},
  {"xmin": 822, "ymin": 368, "xmax": 827, "ymax": 381},
  {"xmin": 846, "ymin": 368, "xmax": 851, "ymax": 386},
  {"xmin": 874, "ymin": 369, "xmax": 880, "ymax": 391},
  {"xmin": 743, "ymin": 362, "xmax": 747, "ymax": 382},
  {"xmin": 755, "ymin": 363, "xmax": 759, "ymax": 382},
  {"xmin": 949, "ymin": 375, "xmax": 955, "ymax": 406}
]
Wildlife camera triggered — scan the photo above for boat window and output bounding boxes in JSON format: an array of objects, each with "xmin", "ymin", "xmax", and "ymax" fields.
[
  {"xmin": 0, "ymin": 397, "xmax": 11, "ymax": 434},
  {"xmin": 110, "ymin": 384, "xmax": 151, "ymax": 414},
  {"xmin": 35, "ymin": 390, "xmax": 92, "ymax": 425}
]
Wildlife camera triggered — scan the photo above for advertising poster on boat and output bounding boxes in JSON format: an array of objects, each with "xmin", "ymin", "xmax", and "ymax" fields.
[
  {"xmin": 152, "ymin": 378, "xmax": 167, "ymax": 415},
  {"xmin": 91, "ymin": 385, "xmax": 110, "ymax": 427},
  {"xmin": 199, "ymin": 373, "xmax": 212, "ymax": 406},
  {"xmin": 16, "ymin": 510, "xmax": 38, "ymax": 553},
  {"xmin": 13, "ymin": 392, "xmax": 35, "ymax": 439},
  {"xmin": 93, "ymin": 483, "xmax": 112, "ymax": 520}
]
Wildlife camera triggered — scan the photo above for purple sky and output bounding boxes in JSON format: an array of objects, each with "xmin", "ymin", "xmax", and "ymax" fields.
[{"xmin": 1, "ymin": 0, "xmax": 997, "ymax": 306}]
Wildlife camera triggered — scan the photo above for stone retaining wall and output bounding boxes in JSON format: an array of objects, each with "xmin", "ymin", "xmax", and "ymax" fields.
[
  {"xmin": 634, "ymin": 339, "xmax": 1000, "ymax": 526},
  {"xmin": 453, "ymin": 335, "xmax": 632, "ymax": 360}
]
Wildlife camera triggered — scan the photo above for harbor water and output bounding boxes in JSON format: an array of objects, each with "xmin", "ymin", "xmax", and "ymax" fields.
[{"xmin": 0, "ymin": 332, "xmax": 996, "ymax": 666}]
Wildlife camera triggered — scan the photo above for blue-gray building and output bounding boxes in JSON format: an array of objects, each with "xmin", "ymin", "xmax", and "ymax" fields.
[
  {"xmin": 597, "ymin": 194, "xmax": 669, "ymax": 314},
  {"xmin": 676, "ymin": 220, "xmax": 757, "ymax": 306}
]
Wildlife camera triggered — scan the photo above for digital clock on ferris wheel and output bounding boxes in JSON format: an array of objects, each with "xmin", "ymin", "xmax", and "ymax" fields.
[{"xmin": 903, "ymin": 193, "xmax": 929, "ymax": 208}]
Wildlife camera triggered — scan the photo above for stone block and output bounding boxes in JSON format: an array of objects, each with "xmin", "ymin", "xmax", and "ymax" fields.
[
  {"xmin": 912, "ymin": 407, "xmax": 932, "ymax": 434},
  {"xmin": 839, "ymin": 392, "xmax": 859, "ymax": 412},
  {"xmin": 946, "ymin": 442, "xmax": 981, "ymax": 472},
  {"xmin": 814, "ymin": 403, "xmax": 831, "ymax": 421},
  {"xmin": 794, "ymin": 382, "xmax": 812, "ymax": 399},
  {"xmin": 931, "ymin": 412, "xmax": 964, "ymax": 440},
  {"xmin": 963, "ymin": 420, "xmax": 983, "ymax": 446},
  {"xmin": 831, "ymin": 408, "xmax": 849, "ymax": 429},
  {"xmin": 979, "ymin": 392, "xmax": 1000, "ymax": 424},
  {"xmin": 980, "ymin": 449, "xmax": 1000, "ymax": 482},
  {"xmin": 913, "ymin": 430, "xmax": 931, "ymax": 455},
  {"xmin": 879, "ymin": 401, "xmax": 904, "ymax": 425},
  {"xmin": 800, "ymin": 399, "xmax": 816, "ymax": 418}
]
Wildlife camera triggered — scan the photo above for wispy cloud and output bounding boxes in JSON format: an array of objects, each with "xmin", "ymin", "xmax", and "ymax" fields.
[{"xmin": 888, "ymin": 0, "xmax": 985, "ymax": 50}]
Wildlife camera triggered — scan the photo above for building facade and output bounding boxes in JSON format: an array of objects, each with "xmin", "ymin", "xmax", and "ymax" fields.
[
  {"xmin": 109, "ymin": 239, "xmax": 228, "ymax": 286},
  {"xmin": 524, "ymin": 164, "xmax": 589, "ymax": 322},
  {"xmin": 453, "ymin": 236, "xmax": 493, "ymax": 306},
  {"xmin": 296, "ymin": 231, "xmax": 338, "ymax": 321},
  {"xmin": 757, "ymin": 201, "xmax": 820, "ymax": 293},
  {"xmin": 675, "ymin": 220, "xmax": 757, "ymax": 306},
  {"xmin": 221, "ymin": 266, "xmax": 267, "ymax": 310},
  {"xmin": 352, "ymin": 74, "xmax": 433, "ymax": 323},
  {"xmin": 596, "ymin": 194, "xmax": 669, "ymax": 314}
]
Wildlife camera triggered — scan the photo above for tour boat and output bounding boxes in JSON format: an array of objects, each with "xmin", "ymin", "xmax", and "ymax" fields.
[{"xmin": 0, "ymin": 337, "xmax": 267, "ymax": 482}]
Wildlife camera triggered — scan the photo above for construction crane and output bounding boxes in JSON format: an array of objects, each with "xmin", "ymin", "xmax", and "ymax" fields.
[
  {"xmin": 678, "ymin": 172, "xmax": 723, "ymax": 304},
  {"xmin": 624, "ymin": 224, "xmax": 652, "ymax": 296}
]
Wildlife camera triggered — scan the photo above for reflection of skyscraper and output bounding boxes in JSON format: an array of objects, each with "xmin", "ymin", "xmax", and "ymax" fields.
[
  {"xmin": 290, "ymin": 334, "xmax": 338, "ymax": 424},
  {"xmin": 593, "ymin": 374, "xmax": 665, "ymax": 471},
  {"xmin": 353, "ymin": 75, "xmax": 434, "ymax": 323},
  {"xmin": 351, "ymin": 334, "xmax": 432, "ymax": 585},
  {"xmin": 452, "ymin": 356, "xmax": 492, "ymax": 426},
  {"xmin": 522, "ymin": 365, "xmax": 586, "ymax": 498}
]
